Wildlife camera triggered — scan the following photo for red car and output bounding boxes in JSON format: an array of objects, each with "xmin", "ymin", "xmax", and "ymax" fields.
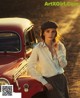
[{"xmin": 0, "ymin": 18, "xmax": 46, "ymax": 98}]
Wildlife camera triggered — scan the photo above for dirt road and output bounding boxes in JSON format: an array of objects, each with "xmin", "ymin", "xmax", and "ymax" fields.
[{"xmin": 64, "ymin": 15, "xmax": 80, "ymax": 98}]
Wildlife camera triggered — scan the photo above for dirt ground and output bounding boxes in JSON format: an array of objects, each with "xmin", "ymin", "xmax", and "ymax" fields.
[
  {"xmin": 64, "ymin": 15, "xmax": 80, "ymax": 98},
  {"xmin": 65, "ymin": 53, "xmax": 80, "ymax": 98}
]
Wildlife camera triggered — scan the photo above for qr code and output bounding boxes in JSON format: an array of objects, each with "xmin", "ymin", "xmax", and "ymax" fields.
[{"xmin": 1, "ymin": 85, "xmax": 13, "ymax": 96}]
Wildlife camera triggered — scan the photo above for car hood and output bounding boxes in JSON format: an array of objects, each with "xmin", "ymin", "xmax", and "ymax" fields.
[{"xmin": 0, "ymin": 57, "xmax": 27, "ymax": 78}]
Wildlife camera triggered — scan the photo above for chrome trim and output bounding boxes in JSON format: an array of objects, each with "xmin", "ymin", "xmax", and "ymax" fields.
[
  {"xmin": 13, "ymin": 59, "xmax": 28, "ymax": 90},
  {"xmin": 0, "ymin": 77, "xmax": 10, "ymax": 85}
]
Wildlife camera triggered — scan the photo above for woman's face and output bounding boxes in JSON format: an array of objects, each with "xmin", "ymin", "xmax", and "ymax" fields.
[{"xmin": 43, "ymin": 28, "xmax": 57, "ymax": 42}]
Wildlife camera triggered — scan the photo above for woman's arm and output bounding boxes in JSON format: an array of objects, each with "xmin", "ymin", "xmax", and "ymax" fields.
[
  {"xmin": 55, "ymin": 42, "xmax": 67, "ymax": 68},
  {"xmin": 27, "ymin": 46, "xmax": 48, "ymax": 85}
]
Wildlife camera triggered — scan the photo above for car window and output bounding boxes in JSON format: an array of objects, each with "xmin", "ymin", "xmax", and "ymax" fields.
[
  {"xmin": 24, "ymin": 29, "xmax": 37, "ymax": 49},
  {"xmin": 0, "ymin": 31, "xmax": 21, "ymax": 52}
]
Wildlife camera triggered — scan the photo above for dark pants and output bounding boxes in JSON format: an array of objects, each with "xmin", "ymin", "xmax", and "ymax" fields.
[{"xmin": 43, "ymin": 74, "xmax": 69, "ymax": 98}]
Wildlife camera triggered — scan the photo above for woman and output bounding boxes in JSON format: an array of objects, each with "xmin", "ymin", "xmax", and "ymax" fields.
[{"xmin": 27, "ymin": 21, "xmax": 69, "ymax": 98}]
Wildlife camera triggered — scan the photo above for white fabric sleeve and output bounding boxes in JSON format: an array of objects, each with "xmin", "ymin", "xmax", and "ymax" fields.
[
  {"xmin": 27, "ymin": 47, "xmax": 48, "ymax": 85},
  {"xmin": 56, "ymin": 42, "xmax": 67, "ymax": 68}
]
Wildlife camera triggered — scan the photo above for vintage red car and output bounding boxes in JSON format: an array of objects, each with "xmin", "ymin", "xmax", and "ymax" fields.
[{"xmin": 0, "ymin": 18, "xmax": 46, "ymax": 98}]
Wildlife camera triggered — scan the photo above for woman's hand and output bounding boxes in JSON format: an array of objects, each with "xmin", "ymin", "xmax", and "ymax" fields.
[{"xmin": 44, "ymin": 83, "xmax": 53, "ymax": 91}]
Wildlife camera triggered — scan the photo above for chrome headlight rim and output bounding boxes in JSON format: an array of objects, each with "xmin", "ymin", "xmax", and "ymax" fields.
[{"xmin": 0, "ymin": 77, "xmax": 10, "ymax": 85}]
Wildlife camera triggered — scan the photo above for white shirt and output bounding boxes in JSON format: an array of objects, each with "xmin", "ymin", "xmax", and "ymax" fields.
[{"xmin": 27, "ymin": 41, "xmax": 67, "ymax": 85}]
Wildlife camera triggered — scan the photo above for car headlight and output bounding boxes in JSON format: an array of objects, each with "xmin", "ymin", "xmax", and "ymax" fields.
[
  {"xmin": 0, "ymin": 78, "xmax": 10, "ymax": 92},
  {"xmin": 0, "ymin": 77, "xmax": 10, "ymax": 85}
]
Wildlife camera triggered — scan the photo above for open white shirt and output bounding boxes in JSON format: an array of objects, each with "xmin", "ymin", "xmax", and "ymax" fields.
[{"xmin": 27, "ymin": 41, "xmax": 67, "ymax": 85}]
